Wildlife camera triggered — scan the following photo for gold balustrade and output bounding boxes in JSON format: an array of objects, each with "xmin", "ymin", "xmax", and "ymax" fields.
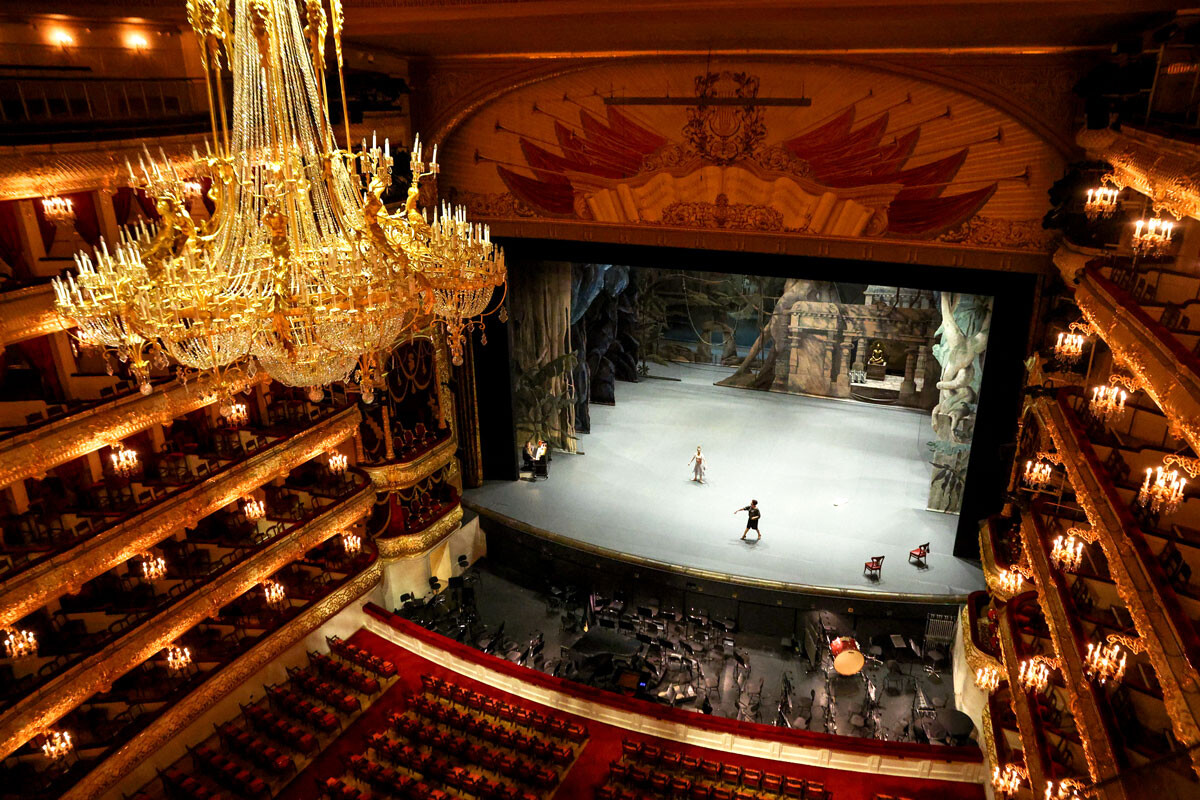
[
  {"xmin": 960, "ymin": 602, "xmax": 1003, "ymax": 679},
  {"xmin": 1031, "ymin": 395, "xmax": 1200, "ymax": 777},
  {"xmin": 995, "ymin": 601, "xmax": 1051, "ymax": 793},
  {"xmin": 0, "ymin": 371, "xmax": 272, "ymax": 488},
  {"xmin": 363, "ymin": 435, "xmax": 461, "ymax": 491},
  {"xmin": 0, "ymin": 479, "xmax": 374, "ymax": 760},
  {"xmin": 1053, "ymin": 244, "xmax": 1200, "ymax": 459},
  {"xmin": 1019, "ymin": 510, "xmax": 1125, "ymax": 795},
  {"xmin": 376, "ymin": 502, "xmax": 464, "ymax": 558},
  {"xmin": 59, "ymin": 560, "xmax": 382, "ymax": 800},
  {"xmin": 0, "ymin": 283, "xmax": 65, "ymax": 348},
  {"xmin": 0, "ymin": 406, "xmax": 362, "ymax": 627}
]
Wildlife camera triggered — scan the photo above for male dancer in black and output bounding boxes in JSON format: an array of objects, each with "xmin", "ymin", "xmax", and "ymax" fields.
[{"xmin": 735, "ymin": 500, "xmax": 761, "ymax": 541}]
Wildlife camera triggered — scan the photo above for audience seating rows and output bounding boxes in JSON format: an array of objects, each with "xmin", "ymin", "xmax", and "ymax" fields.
[
  {"xmin": 605, "ymin": 739, "xmax": 831, "ymax": 800},
  {"xmin": 215, "ymin": 722, "xmax": 295, "ymax": 774},
  {"xmin": 386, "ymin": 712, "xmax": 562, "ymax": 787},
  {"xmin": 320, "ymin": 775, "xmax": 373, "ymax": 800},
  {"xmin": 420, "ymin": 674, "xmax": 587, "ymax": 743},
  {"xmin": 242, "ymin": 702, "xmax": 319, "ymax": 754},
  {"xmin": 161, "ymin": 765, "xmax": 226, "ymax": 800},
  {"xmin": 310, "ymin": 650, "xmax": 382, "ymax": 694},
  {"xmin": 288, "ymin": 666, "xmax": 363, "ymax": 713},
  {"xmin": 189, "ymin": 744, "xmax": 270, "ymax": 798},
  {"xmin": 328, "ymin": 635, "xmax": 397, "ymax": 677},
  {"xmin": 403, "ymin": 695, "xmax": 577, "ymax": 766},
  {"xmin": 267, "ymin": 685, "xmax": 341, "ymax": 732}
]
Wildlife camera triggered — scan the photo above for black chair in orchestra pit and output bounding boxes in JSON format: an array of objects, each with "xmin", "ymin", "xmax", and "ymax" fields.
[
  {"xmin": 457, "ymin": 554, "xmax": 470, "ymax": 573},
  {"xmin": 908, "ymin": 542, "xmax": 930, "ymax": 568},
  {"xmin": 864, "ymin": 555, "xmax": 884, "ymax": 579}
]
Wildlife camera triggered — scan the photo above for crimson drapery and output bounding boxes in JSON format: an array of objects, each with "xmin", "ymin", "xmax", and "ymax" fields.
[
  {"xmin": 111, "ymin": 187, "xmax": 134, "ymax": 227},
  {"xmin": 16, "ymin": 337, "xmax": 64, "ymax": 402},
  {"xmin": 31, "ymin": 200, "xmax": 57, "ymax": 254},
  {"xmin": 0, "ymin": 200, "xmax": 32, "ymax": 281},
  {"xmin": 135, "ymin": 188, "xmax": 161, "ymax": 222},
  {"xmin": 69, "ymin": 191, "xmax": 102, "ymax": 249}
]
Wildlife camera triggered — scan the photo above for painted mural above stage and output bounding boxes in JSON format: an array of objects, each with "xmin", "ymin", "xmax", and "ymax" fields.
[{"xmin": 440, "ymin": 61, "xmax": 1062, "ymax": 251}]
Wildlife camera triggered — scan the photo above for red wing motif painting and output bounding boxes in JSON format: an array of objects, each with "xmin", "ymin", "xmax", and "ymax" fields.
[{"xmin": 443, "ymin": 63, "xmax": 1061, "ymax": 251}]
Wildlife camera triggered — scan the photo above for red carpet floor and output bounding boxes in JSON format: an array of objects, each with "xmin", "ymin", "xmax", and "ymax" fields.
[{"xmin": 280, "ymin": 628, "xmax": 984, "ymax": 800}]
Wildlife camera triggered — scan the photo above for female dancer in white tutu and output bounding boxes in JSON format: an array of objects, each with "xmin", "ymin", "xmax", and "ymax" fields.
[{"xmin": 688, "ymin": 445, "xmax": 706, "ymax": 483}]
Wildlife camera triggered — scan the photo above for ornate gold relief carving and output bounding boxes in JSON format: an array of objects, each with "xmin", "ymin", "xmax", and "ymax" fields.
[
  {"xmin": 362, "ymin": 436, "xmax": 459, "ymax": 490},
  {"xmin": 960, "ymin": 603, "xmax": 1003, "ymax": 678},
  {"xmin": 376, "ymin": 503, "xmax": 463, "ymax": 558},
  {"xmin": 0, "ymin": 371, "xmax": 273, "ymax": 488},
  {"xmin": 0, "ymin": 284, "xmax": 66, "ymax": 347},
  {"xmin": 58, "ymin": 562, "xmax": 382, "ymax": 800},
  {"xmin": 996, "ymin": 604, "xmax": 1050, "ymax": 792},
  {"xmin": 0, "ymin": 483, "xmax": 374, "ymax": 760},
  {"xmin": 0, "ymin": 407, "xmax": 362, "ymax": 628},
  {"xmin": 1077, "ymin": 126, "xmax": 1200, "ymax": 221},
  {"xmin": 1033, "ymin": 398, "xmax": 1200, "ymax": 777}
]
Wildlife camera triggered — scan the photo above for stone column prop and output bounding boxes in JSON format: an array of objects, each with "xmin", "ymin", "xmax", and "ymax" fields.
[
  {"xmin": 853, "ymin": 335, "xmax": 869, "ymax": 372},
  {"xmin": 835, "ymin": 338, "xmax": 853, "ymax": 397},
  {"xmin": 899, "ymin": 346, "xmax": 918, "ymax": 405}
]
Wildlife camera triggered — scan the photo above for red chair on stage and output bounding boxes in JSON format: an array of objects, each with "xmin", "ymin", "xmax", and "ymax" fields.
[
  {"xmin": 908, "ymin": 542, "xmax": 930, "ymax": 567},
  {"xmin": 864, "ymin": 555, "xmax": 884, "ymax": 578}
]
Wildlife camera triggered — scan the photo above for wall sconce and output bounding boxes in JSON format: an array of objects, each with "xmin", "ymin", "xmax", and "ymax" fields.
[
  {"xmin": 50, "ymin": 29, "xmax": 75, "ymax": 49},
  {"xmin": 126, "ymin": 32, "xmax": 149, "ymax": 52}
]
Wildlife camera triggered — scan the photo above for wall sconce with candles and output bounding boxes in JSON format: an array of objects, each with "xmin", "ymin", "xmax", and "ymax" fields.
[
  {"xmin": 342, "ymin": 531, "xmax": 362, "ymax": 557},
  {"xmin": 221, "ymin": 402, "xmax": 249, "ymax": 427},
  {"xmin": 262, "ymin": 579, "xmax": 287, "ymax": 611},
  {"xmin": 996, "ymin": 562, "xmax": 1033, "ymax": 595},
  {"xmin": 1084, "ymin": 182, "xmax": 1120, "ymax": 220},
  {"xmin": 110, "ymin": 441, "xmax": 140, "ymax": 478},
  {"xmin": 242, "ymin": 495, "xmax": 265, "ymax": 522},
  {"xmin": 1017, "ymin": 654, "xmax": 1058, "ymax": 694},
  {"xmin": 1132, "ymin": 216, "xmax": 1175, "ymax": 258},
  {"xmin": 992, "ymin": 762, "xmax": 1028, "ymax": 797},
  {"xmin": 1049, "ymin": 527, "xmax": 1097, "ymax": 573},
  {"xmin": 975, "ymin": 664, "xmax": 1002, "ymax": 693},
  {"xmin": 328, "ymin": 451, "xmax": 348, "ymax": 476},
  {"xmin": 1022, "ymin": 451, "xmax": 1061, "ymax": 491},
  {"xmin": 41, "ymin": 730, "xmax": 73, "ymax": 761},
  {"xmin": 139, "ymin": 552, "xmax": 166, "ymax": 582},
  {"xmin": 1083, "ymin": 633, "xmax": 1144, "ymax": 687},
  {"xmin": 1053, "ymin": 321, "xmax": 1092, "ymax": 365},
  {"xmin": 42, "ymin": 196, "xmax": 74, "ymax": 225},
  {"xmin": 2, "ymin": 627, "xmax": 37, "ymax": 659},
  {"xmin": 1137, "ymin": 456, "xmax": 1192, "ymax": 516},
  {"xmin": 49, "ymin": 29, "xmax": 75, "ymax": 49},
  {"xmin": 1044, "ymin": 777, "xmax": 1090, "ymax": 799},
  {"xmin": 165, "ymin": 643, "xmax": 192, "ymax": 673},
  {"xmin": 1089, "ymin": 373, "xmax": 1136, "ymax": 426},
  {"xmin": 125, "ymin": 32, "xmax": 149, "ymax": 52}
]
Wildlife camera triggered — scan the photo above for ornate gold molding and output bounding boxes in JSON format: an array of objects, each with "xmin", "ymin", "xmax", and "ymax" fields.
[
  {"xmin": 362, "ymin": 435, "xmax": 459, "ymax": 490},
  {"xmin": 1018, "ymin": 511, "xmax": 1123, "ymax": 793},
  {"xmin": 59, "ymin": 561, "xmax": 382, "ymax": 800},
  {"xmin": 996, "ymin": 604, "xmax": 1050, "ymax": 792},
  {"xmin": 1053, "ymin": 245, "xmax": 1200, "ymax": 459},
  {"xmin": 376, "ymin": 503, "xmax": 463, "ymax": 558},
  {"xmin": 0, "ymin": 284, "xmax": 66, "ymax": 347},
  {"xmin": 0, "ymin": 483, "xmax": 374, "ymax": 760},
  {"xmin": 0, "ymin": 371, "xmax": 273, "ymax": 488},
  {"xmin": 1032, "ymin": 397, "xmax": 1200, "ymax": 778},
  {"xmin": 1077, "ymin": 126, "xmax": 1200, "ymax": 221},
  {"xmin": 981, "ymin": 702, "xmax": 1000, "ymax": 785},
  {"xmin": 0, "ymin": 407, "xmax": 362, "ymax": 628}
]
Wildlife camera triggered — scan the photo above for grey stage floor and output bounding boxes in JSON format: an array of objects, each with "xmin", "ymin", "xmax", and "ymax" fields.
[{"xmin": 466, "ymin": 363, "xmax": 985, "ymax": 599}]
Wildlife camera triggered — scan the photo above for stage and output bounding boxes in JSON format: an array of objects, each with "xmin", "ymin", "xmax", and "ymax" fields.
[{"xmin": 465, "ymin": 363, "xmax": 985, "ymax": 601}]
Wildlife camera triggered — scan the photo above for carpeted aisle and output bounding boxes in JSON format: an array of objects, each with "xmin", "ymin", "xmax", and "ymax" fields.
[{"xmin": 279, "ymin": 628, "xmax": 984, "ymax": 800}]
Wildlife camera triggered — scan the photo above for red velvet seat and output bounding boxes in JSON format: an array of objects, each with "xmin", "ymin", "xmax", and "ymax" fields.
[
  {"xmin": 864, "ymin": 555, "xmax": 884, "ymax": 577},
  {"xmin": 908, "ymin": 542, "xmax": 930, "ymax": 567}
]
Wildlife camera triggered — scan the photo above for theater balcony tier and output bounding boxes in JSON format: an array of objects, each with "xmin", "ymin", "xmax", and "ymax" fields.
[
  {"xmin": 0, "ymin": 370, "xmax": 273, "ymax": 489},
  {"xmin": 995, "ymin": 596, "xmax": 1053, "ymax": 792},
  {"xmin": 362, "ymin": 433, "xmax": 460, "ymax": 492},
  {"xmin": 1076, "ymin": 126, "xmax": 1200, "ymax": 222},
  {"xmin": 376, "ymin": 502, "xmax": 464, "ymax": 559},
  {"xmin": 59, "ymin": 553, "xmax": 382, "ymax": 800},
  {"xmin": 0, "ymin": 284, "xmax": 64, "ymax": 348},
  {"xmin": 1030, "ymin": 394, "xmax": 1200, "ymax": 774},
  {"xmin": 0, "ymin": 467, "xmax": 374, "ymax": 761},
  {"xmin": 0, "ymin": 405, "xmax": 362, "ymax": 627},
  {"xmin": 1053, "ymin": 246, "xmax": 1200, "ymax": 459}
]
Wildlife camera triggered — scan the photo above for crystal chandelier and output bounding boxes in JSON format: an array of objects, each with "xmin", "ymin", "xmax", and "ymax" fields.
[
  {"xmin": 165, "ymin": 643, "xmax": 192, "ymax": 673},
  {"xmin": 1137, "ymin": 465, "xmax": 1187, "ymax": 515},
  {"xmin": 2, "ymin": 627, "xmax": 37, "ymax": 659},
  {"xmin": 975, "ymin": 665, "xmax": 1001, "ymax": 693},
  {"xmin": 1132, "ymin": 216, "xmax": 1174, "ymax": 258},
  {"xmin": 1084, "ymin": 184, "xmax": 1119, "ymax": 220},
  {"xmin": 222, "ymin": 401, "xmax": 249, "ymax": 427},
  {"xmin": 1018, "ymin": 655, "xmax": 1057, "ymax": 694},
  {"xmin": 51, "ymin": 0, "xmax": 506, "ymax": 402},
  {"xmin": 262, "ymin": 579, "xmax": 287, "ymax": 610},
  {"xmin": 1050, "ymin": 533, "xmax": 1085, "ymax": 572},
  {"xmin": 140, "ymin": 553, "xmax": 167, "ymax": 582},
  {"xmin": 242, "ymin": 495, "xmax": 265, "ymax": 521},
  {"xmin": 110, "ymin": 442, "xmax": 140, "ymax": 477},
  {"xmin": 328, "ymin": 451, "xmax": 348, "ymax": 476},
  {"xmin": 992, "ymin": 763, "xmax": 1028, "ymax": 797},
  {"xmin": 41, "ymin": 730, "xmax": 73, "ymax": 761}
]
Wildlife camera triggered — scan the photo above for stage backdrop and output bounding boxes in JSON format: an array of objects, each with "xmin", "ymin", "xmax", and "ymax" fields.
[{"xmin": 437, "ymin": 60, "xmax": 1063, "ymax": 253}]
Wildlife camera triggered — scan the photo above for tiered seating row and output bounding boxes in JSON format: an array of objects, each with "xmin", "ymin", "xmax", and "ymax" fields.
[
  {"xmin": 310, "ymin": 650, "xmax": 382, "ymax": 694},
  {"xmin": 288, "ymin": 666, "xmax": 363, "ymax": 713},
  {"xmin": 602, "ymin": 738, "xmax": 831, "ymax": 800},
  {"xmin": 328, "ymin": 635, "xmax": 397, "ymax": 678},
  {"xmin": 421, "ymin": 673, "xmax": 588, "ymax": 743}
]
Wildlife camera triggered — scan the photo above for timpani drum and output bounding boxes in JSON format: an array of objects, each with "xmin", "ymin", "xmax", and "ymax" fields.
[{"xmin": 830, "ymin": 636, "xmax": 865, "ymax": 675}]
